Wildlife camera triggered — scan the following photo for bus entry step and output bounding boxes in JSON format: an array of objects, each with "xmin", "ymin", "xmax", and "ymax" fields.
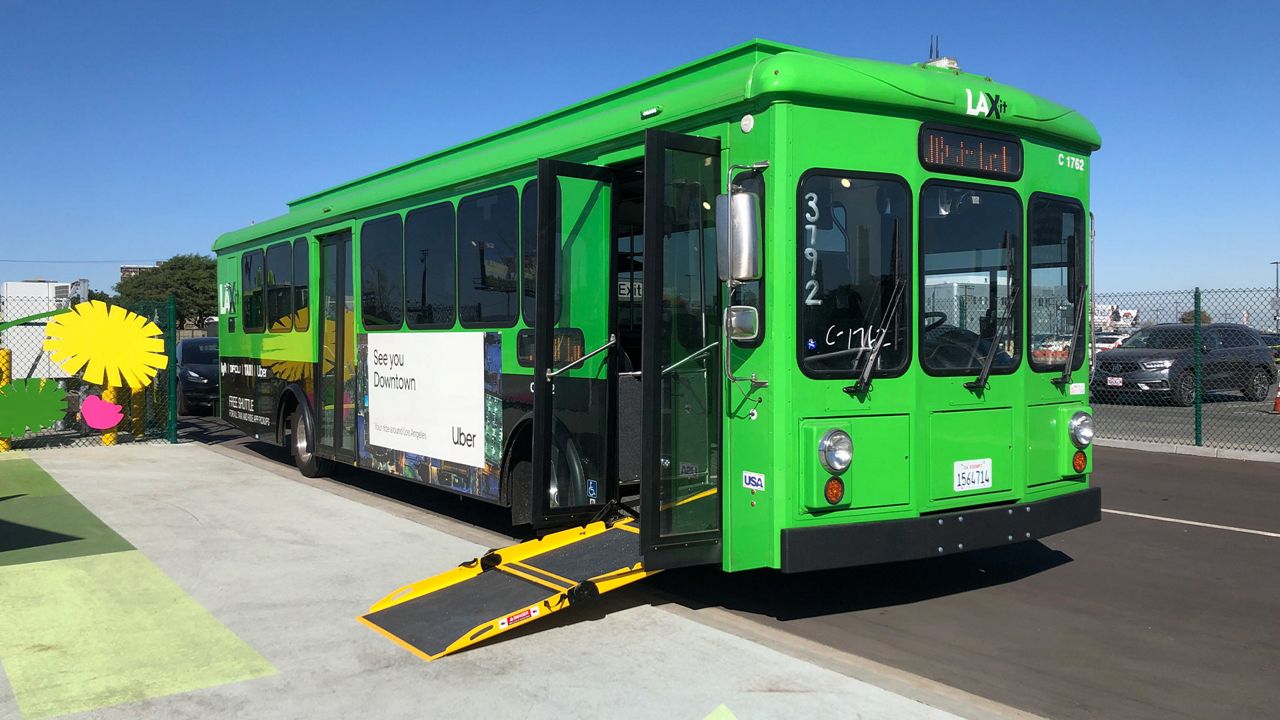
[{"xmin": 359, "ymin": 517, "xmax": 654, "ymax": 661}]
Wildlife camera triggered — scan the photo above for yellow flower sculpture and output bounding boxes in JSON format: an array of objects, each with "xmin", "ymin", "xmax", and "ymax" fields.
[{"xmin": 43, "ymin": 300, "xmax": 169, "ymax": 388}]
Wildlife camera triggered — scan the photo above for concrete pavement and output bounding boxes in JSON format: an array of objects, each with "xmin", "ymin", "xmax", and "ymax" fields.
[{"xmin": 0, "ymin": 443, "xmax": 1016, "ymax": 720}]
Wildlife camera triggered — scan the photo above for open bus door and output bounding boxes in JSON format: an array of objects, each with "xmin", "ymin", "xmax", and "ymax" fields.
[
  {"xmin": 360, "ymin": 139, "xmax": 727, "ymax": 661},
  {"xmin": 359, "ymin": 160, "xmax": 656, "ymax": 661},
  {"xmin": 531, "ymin": 159, "xmax": 618, "ymax": 527},
  {"xmin": 640, "ymin": 130, "xmax": 724, "ymax": 569}
]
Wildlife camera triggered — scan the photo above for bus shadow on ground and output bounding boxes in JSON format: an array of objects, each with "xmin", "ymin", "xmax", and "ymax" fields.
[
  {"xmin": 180, "ymin": 418, "xmax": 1071, "ymax": 638},
  {"xmin": 650, "ymin": 542, "xmax": 1073, "ymax": 621},
  {"xmin": 451, "ymin": 544, "xmax": 1074, "ymax": 658}
]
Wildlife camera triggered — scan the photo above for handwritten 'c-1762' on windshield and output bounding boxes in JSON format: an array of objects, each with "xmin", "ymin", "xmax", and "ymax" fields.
[{"xmin": 820, "ymin": 324, "xmax": 891, "ymax": 356}]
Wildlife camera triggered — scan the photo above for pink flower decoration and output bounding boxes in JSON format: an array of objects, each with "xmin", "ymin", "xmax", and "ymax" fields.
[{"xmin": 81, "ymin": 394, "xmax": 123, "ymax": 430}]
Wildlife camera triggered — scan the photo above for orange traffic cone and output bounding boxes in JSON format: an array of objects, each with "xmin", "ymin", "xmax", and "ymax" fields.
[{"xmin": 1274, "ymin": 382, "xmax": 1280, "ymax": 414}]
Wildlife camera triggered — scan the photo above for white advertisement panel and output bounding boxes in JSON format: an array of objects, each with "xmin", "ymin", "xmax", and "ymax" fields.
[{"xmin": 366, "ymin": 332, "xmax": 485, "ymax": 467}]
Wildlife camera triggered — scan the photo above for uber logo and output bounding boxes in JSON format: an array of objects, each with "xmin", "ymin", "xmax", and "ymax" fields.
[{"xmin": 451, "ymin": 426, "xmax": 476, "ymax": 447}]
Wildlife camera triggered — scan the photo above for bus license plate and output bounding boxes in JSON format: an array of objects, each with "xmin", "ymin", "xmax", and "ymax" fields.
[
  {"xmin": 953, "ymin": 459, "xmax": 993, "ymax": 492},
  {"xmin": 1106, "ymin": 376, "xmax": 1123, "ymax": 387}
]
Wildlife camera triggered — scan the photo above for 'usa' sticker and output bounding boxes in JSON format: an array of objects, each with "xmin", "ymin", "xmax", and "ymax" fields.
[{"xmin": 742, "ymin": 472, "xmax": 765, "ymax": 491}]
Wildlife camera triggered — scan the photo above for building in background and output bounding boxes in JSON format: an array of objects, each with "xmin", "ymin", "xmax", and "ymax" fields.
[
  {"xmin": 68, "ymin": 278, "xmax": 91, "ymax": 303},
  {"xmin": 119, "ymin": 264, "xmax": 156, "ymax": 282},
  {"xmin": 0, "ymin": 280, "xmax": 75, "ymax": 379}
]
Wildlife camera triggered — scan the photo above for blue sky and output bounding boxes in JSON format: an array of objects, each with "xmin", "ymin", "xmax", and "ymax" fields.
[{"xmin": 1, "ymin": 1, "xmax": 1277, "ymax": 294}]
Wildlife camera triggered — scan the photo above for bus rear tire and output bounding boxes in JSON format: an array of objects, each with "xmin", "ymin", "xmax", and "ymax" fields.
[
  {"xmin": 289, "ymin": 408, "xmax": 329, "ymax": 478},
  {"xmin": 509, "ymin": 459, "xmax": 532, "ymax": 526}
]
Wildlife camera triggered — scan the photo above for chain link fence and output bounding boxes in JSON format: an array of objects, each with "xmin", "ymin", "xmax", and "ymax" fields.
[
  {"xmin": 1089, "ymin": 287, "xmax": 1280, "ymax": 455},
  {"xmin": 0, "ymin": 295, "xmax": 177, "ymax": 450}
]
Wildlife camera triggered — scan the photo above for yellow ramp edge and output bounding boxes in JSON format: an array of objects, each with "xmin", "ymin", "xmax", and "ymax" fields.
[{"xmin": 360, "ymin": 517, "xmax": 656, "ymax": 661}]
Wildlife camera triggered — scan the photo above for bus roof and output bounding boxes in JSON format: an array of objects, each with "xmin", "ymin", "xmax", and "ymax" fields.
[{"xmin": 213, "ymin": 39, "xmax": 1100, "ymax": 253}]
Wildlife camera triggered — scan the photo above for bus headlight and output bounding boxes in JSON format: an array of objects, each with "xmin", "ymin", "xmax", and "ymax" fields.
[
  {"xmin": 1068, "ymin": 412, "xmax": 1094, "ymax": 448},
  {"xmin": 818, "ymin": 429, "xmax": 853, "ymax": 475}
]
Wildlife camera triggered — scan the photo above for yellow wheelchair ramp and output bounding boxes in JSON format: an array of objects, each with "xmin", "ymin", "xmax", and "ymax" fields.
[{"xmin": 359, "ymin": 517, "xmax": 654, "ymax": 662}]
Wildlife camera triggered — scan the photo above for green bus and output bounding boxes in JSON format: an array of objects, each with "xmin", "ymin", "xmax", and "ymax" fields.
[{"xmin": 214, "ymin": 39, "xmax": 1101, "ymax": 574}]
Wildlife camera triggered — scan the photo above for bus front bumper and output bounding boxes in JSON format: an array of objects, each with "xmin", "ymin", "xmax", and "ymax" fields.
[{"xmin": 779, "ymin": 486, "xmax": 1101, "ymax": 573}]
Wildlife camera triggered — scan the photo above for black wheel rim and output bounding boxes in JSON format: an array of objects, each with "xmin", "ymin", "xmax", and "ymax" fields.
[{"xmin": 1179, "ymin": 375, "xmax": 1195, "ymax": 404}]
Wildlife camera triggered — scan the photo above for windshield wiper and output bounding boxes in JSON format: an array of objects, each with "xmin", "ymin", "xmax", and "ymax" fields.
[
  {"xmin": 847, "ymin": 220, "xmax": 903, "ymax": 395},
  {"xmin": 965, "ymin": 232, "xmax": 1017, "ymax": 392},
  {"xmin": 1051, "ymin": 280, "xmax": 1089, "ymax": 387}
]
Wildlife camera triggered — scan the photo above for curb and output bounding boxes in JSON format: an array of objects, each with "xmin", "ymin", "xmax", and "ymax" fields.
[{"xmin": 1095, "ymin": 437, "xmax": 1280, "ymax": 464}]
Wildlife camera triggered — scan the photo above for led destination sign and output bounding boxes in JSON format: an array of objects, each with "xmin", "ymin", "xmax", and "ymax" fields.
[{"xmin": 920, "ymin": 126, "xmax": 1023, "ymax": 180}]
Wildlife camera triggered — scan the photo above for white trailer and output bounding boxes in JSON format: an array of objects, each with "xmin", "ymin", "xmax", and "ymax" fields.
[{"xmin": 0, "ymin": 280, "xmax": 75, "ymax": 379}]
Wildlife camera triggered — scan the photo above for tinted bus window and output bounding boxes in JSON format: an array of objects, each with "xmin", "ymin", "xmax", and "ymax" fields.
[
  {"xmin": 521, "ymin": 181, "xmax": 537, "ymax": 327},
  {"xmin": 242, "ymin": 250, "xmax": 265, "ymax": 333},
  {"xmin": 361, "ymin": 215, "xmax": 404, "ymax": 330},
  {"xmin": 458, "ymin": 187, "xmax": 519, "ymax": 327},
  {"xmin": 1028, "ymin": 195, "xmax": 1084, "ymax": 371},
  {"xmin": 293, "ymin": 238, "xmax": 310, "ymax": 331},
  {"xmin": 265, "ymin": 241, "xmax": 293, "ymax": 332},
  {"xmin": 404, "ymin": 202, "xmax": 456, "ymax": 329}
]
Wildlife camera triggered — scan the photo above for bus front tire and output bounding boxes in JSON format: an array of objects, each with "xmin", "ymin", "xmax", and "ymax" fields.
[{"xmin": 289, "ymin": 408, "xmax": 329, "ymax": 478}]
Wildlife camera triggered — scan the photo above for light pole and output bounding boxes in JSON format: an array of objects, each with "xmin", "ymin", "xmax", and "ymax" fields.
[{"xmin": 1271, "ymin": 260, "xmax": 1279, "ymax": 332}]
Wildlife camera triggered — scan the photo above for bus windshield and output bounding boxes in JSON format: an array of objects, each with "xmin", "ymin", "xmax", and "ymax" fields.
[
  {"xmin": 920, "ymin": 184, "xmax": 1021, "ymax": 375},
  {"xmin": 797, "ymin": 173, "xmax": 910, "ymax": 378}
]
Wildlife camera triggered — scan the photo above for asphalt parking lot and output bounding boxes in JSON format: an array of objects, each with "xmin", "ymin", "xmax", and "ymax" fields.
[
  {"xmin": 654, "ymin": 446, "xmax": 1280, "ymax": 720},
  {"xmin": 1093, "ymin": 391, "xmax": 1279, "ymax": 453}
]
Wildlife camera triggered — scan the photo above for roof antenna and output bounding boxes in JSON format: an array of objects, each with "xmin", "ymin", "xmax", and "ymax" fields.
[{"xmin": 925, "ymin": 35, "xmax": 958, "ymax": 70}]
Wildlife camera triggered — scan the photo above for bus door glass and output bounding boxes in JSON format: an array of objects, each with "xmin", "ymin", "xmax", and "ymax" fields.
[
  {"xmin": 640, "ymin": 130, "xmax": 723, "ymax": 569},
  {"xmin": 316, "ymin": 229, "xmax": 356, "ymax": 459},
  {"xmin": 532, "ymin": 159, "xmax": 617, "ymax": 527}
]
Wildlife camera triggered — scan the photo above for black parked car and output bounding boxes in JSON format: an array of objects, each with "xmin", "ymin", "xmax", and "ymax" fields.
[
  {"xmin": 1092, "ymin": 323, "xmax": 1277, "ymax": 406},
  {"xmin": 177, "ymin": 337, "xmax": 219, "ymax": 415}
]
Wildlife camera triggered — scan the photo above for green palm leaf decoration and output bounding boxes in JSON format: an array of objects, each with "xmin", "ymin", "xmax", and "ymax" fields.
[{"xmin": 0, "ymin": 379, "xmax": 68, "ymax": 439}]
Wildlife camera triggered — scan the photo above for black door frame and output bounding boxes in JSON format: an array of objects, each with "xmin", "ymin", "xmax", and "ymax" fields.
[
  {"xmin": 532, "ymin": 158, "xmax": 620, "ymax": 527},
  {"xmin": 639, "ymin": 129, "xmax": 724, "ymax": 569},
  {"xmin": 315, "ymin": 229, "xmax": 355, "ymax": 464}
]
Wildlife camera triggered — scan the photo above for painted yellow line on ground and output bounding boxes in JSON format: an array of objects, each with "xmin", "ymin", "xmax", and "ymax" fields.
[
  {"xmin": 1103, "ymin": 508, "xmax": 1280, "ymax": 538},
  {"xmin": 0, "ymin": 550, "xmax": 276, "ymax": 719}
]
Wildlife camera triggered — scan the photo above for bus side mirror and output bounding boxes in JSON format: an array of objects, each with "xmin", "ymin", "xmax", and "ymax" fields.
[
  {"xmin": 716, "ymin": 192, "xmax": 762, "ymax": 282},
  {"xmin": 724, "ymin": 306, "xmax": 759, "ymax": 342}
]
